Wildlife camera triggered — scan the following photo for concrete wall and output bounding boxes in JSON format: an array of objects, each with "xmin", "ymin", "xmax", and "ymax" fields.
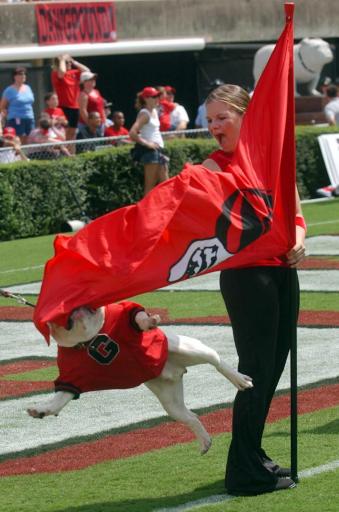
[{"xmin": 1, "ymin": 0, "xmax": 339, "ymax": 48}]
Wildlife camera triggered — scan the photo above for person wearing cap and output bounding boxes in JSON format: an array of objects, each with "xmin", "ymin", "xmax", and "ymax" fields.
[
  {"xmin": 165, "ymin": 86, "xmax": 190, "ymax": 132},
  {"xmin": 0, "ymin": 126, "xmax": 29, "ymax": 163},
  {"xmin": 104, "ymin": 100, "xmax": 114, "ymax": 128},
  {"xmin": 51, "ymin": 54, "xmax": 90, "ymax": 145},
  {"xmin": 78, "ymin": 71, "xmax": 106, "ymax": 134},
  {"xmin": 129, "ymin": 87, "xmax": 169, "ymax": 196},
  {"xmin": 0, "ymin": 67, "xmax": 35, "ymax": 145}
]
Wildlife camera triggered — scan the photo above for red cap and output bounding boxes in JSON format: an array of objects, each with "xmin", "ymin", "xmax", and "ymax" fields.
[
  {"xmin": 3, "ymin": 127, "xmax": 16, "ymax": 138},
  {"xmin": 140, "ymin": 87, "xmax": 160, "ymax": 99},
  {"xmin": 165, "ymin": 85, "xmax": 176, "ymax": 95}
]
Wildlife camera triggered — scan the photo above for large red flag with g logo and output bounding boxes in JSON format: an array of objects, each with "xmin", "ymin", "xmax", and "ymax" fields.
[{"xmin": 34, "ymin": 3, "xmax": 296, "ymax": 342}]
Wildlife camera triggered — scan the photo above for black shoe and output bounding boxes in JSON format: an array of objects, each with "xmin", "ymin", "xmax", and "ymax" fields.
[
  {"xmin": 276, "ymin": 467, "xmax": 291, "ymax": 477},
  {"xmin": 228, "ymin": 477, "xmax": 296, "ymax": 497},
  {"xmin": 274, "ymin": 477, "xmax": 296, "ymax": 491}
]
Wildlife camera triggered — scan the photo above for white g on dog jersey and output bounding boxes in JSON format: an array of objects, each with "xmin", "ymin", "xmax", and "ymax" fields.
[{"xmin": 54, "ymin": 301, "xmax": 168, "ymax": 397}]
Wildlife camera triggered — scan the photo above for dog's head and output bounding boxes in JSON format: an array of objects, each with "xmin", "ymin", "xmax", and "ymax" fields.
[{"xmin": 49, "ymin": 306, "xmax": 105, "ymax": 347}]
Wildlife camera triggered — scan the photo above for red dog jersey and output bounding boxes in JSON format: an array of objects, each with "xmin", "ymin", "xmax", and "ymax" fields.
[{"xmin": 55, "ymin": 301, "xmax": 168, "ymax": 397}]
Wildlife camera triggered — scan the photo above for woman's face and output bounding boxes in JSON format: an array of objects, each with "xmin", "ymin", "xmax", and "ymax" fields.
[
  {"xmin": 206, "ymin": 100, "xmax": 243, "ymax": 153},
  {"xmin": 14, "ymin": 72, "xmax": 26, "ymax": 85}
]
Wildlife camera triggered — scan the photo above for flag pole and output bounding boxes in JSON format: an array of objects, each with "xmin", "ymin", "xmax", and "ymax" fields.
[{"xmin": 290, "ymin": 267, "xmax": 298, "ymax": 482}]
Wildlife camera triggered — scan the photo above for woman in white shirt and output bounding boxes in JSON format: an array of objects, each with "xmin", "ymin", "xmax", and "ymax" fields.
[{"xmin": 129, "ymin": 87, "xmax": 169, "ymax": 196}]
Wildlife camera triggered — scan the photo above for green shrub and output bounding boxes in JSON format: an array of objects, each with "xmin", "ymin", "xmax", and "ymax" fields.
[{"xmin": 0, "ymin": 128, "xmax": 336, "ymax": 241}]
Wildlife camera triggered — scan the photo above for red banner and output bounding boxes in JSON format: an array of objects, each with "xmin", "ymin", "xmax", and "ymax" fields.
[{"xmin": 35, "ymin": 2, "xmax": 117, "ymax": 45}]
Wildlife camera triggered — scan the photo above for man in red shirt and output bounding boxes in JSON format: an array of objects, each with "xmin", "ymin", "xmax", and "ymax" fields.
[
  {"xmin": 51, "ymin": 54, "xmax": 90, "ymax": 145},
  {"xmin": 104, "ymin": 110, "xmax": 130, "ymax": 145}
]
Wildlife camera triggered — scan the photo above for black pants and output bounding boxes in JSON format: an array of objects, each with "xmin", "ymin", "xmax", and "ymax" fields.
[{"xmin": 220, "ymin": 266, "xmax": 299, "ymax": 494}]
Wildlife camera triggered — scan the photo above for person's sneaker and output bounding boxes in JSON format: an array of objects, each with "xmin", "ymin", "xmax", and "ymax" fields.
[
  {"xmin": 228, "ymin": 477, "xmax": 296, "ymax": 496},
  {"xmin": 276, "ymin": 467, "xmax": 291, "ymax": 477},
  {"xmin": 274, "ymin": 477, "xmax": 296, "ymax": 491}
]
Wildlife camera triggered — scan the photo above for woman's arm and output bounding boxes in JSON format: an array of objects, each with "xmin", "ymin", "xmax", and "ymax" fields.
[
  {"xmin": 129, "ymin": 112, "xmax": 158, "ymax": 149},
  {"xmin": 79, "ymin": 92, "xmax": 89, "ymax": 125},
  {"xmin": 286, "ymin": 185, "xmax": 306, "ymax": 267}
]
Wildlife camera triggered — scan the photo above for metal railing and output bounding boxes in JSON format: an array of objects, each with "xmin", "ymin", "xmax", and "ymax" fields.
[{"xmin": 0, "ymin": 129, "xmax": 210, "ymax": 163}]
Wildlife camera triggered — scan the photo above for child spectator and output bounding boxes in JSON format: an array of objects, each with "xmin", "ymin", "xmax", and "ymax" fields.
[
  {"xmin": 43, "ymin": 92, "xmax": 68, "ymax": 140},
  {"xmin": 104, "ymin": 110, "xmax": 130, "ymax": 145}
]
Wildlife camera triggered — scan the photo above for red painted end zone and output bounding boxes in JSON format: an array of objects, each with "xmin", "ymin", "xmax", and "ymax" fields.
[{"xmin": 0, "ymin": 383, "xmax": 338, "ymax": 477}]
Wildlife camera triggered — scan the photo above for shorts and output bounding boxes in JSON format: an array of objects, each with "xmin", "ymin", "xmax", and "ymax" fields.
[
  {"xmin": 60, "ymin": 107, "xmax": 79, "ymax": 129},
  {"xmin": 7, "ymin": 118, "xmax": 35, "ymax": 137},
  {"xmin": 131, "ymin": 143, "xmax": 169, "ymax": 165}
]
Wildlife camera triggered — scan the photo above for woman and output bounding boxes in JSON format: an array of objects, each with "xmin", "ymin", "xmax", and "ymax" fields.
[
  {"xmin": 203, "ymin": 84, "xmax": 306, "ymax": 496},
  {"xmin": 0, "ymin": 67, "xmax": 35, "ymax": 144},
  {"xmin": 129, "ymin": 86, "xmax": 169, "ymax": 196},
  {"xmin": 51, "ymin": 54, "xmax": 89, "ymax": 144},
  {"xmin": 78, "ymin": 71, "xmax": 105, "ymax": 133}
]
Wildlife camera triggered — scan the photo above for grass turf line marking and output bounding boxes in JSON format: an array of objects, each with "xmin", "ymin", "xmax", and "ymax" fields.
[
  {"xmin": 308, "ymin": 219, "xmax": 339, "ymax": 227},
  {"xmin": 0, "ymin": 265, "xmax": 44, "ymax": 275},
  {"xmin": 153, "ymin": 460, "xmax": 339, "ymax": 512}
]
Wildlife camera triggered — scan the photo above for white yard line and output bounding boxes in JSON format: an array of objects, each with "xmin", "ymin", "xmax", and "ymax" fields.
[
  {"xmin": 5, "ymin": 268, "xmax": 339, "ymax": 295},
  {"xmin": 153, "ymin": 460, "xmax": 339, "ymax": 512},
  {"xmin": 0, "ymin": 265, "xmax": 44, "ymax": 275}
]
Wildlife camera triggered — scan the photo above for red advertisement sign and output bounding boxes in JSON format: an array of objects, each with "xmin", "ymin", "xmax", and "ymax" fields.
[{"xmin": 35, "ymin": 2, "xmax": 117, "ymax": 45}]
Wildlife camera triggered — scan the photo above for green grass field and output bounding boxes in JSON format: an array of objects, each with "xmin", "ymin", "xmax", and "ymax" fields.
[
  {"xmin": 0, "ymin": 198, "xmax": 338, "ymax": 512},
  {"xmin": 0, "ymin": 407, "xmax": 338, "ymax": 512}
]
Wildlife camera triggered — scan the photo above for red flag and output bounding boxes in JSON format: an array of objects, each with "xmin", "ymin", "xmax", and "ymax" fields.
[{"xmin": 34, "ymin": 3, "xmax": 296, "ymax": 342}]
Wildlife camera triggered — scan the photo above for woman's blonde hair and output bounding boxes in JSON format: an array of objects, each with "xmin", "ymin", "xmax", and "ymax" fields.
[
  {"xmin": 205, "ymin": 84, "xmax": 250, "ymax": 114},
  {"xmin": 135, "ymin": 92, "xmax": 147, "ymax": 111}
]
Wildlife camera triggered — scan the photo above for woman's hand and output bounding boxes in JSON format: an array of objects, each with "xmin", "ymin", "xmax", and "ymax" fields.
[
  {"xmin": 146, "ymin": 141, "xmax": 159, "ymax": 150},
  {"xmin": 286, "ymin": 226, "xmax": 306, "ymax": 267}
]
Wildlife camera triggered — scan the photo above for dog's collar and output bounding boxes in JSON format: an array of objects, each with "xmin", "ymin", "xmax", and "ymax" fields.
[{"xmin": 297, "ymin": 47, "xmax": 316, "ymax": 74}]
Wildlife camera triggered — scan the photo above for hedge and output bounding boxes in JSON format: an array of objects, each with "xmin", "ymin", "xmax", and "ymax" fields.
[{"xmin": 0, "ymin": 126, "xmax": 337, "ymax": 241}]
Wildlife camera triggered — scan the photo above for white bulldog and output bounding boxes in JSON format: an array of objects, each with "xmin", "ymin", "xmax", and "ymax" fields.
[
  {"xmin": 27, "ymin": 304, "xmax": 253, "ymax": 454},
  {"xmin": 253, "ymin": 37, "xmax": 333, "ymax": 95}
]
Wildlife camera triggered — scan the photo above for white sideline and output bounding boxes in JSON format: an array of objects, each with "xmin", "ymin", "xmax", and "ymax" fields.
[{"xmin": 153, "ymin": 460, "xmax": 339, "ymax": 512}]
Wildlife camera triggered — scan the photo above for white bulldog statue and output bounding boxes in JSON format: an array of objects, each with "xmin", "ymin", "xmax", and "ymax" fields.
[{"xmin": 253, "ymin": 38, "xmax": 333, "ymax": 96}]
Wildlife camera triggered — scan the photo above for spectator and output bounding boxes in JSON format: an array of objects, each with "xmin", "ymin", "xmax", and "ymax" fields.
[
  {"xmin": 165, "ymin": 86, "xmax": 190, "ymax": 131},
  {"xmin": 43, "ymin": 91, "xmax": 68, "ymax": 140},
  {"xmin": 323, "ymin": 85, "xmax": 339, "ymax": 126},
  {"xmin": 27, "ymin": 114, "xmax": 70, "ymax": 159},
  {"xmin": 104, "ymin": 110, "xmax": 130, "ymax": 145},
  {"xmin": 51, "ymin": 54, "xmax": 89, "ymax": 144},
  {"xmin": 129, "ymin": 86, "xmax": 169, "ymax": 196},
  {"xmin": 104, "ymin": 99, "xmax": 113, "ymax": 128},
  {"xmin": 156, "ymin": 85, "xmax": 176, "ymax": 132},
  {"xmin": 195, "ymin": 79, "xmax": 225, "ymax": 129},
  {"xmin": 78, "ymin": 71, "xmax": 106, "ymax": 133},
  {"xmin": 319, "ymin": 76, "xmax": 332, "ymax": 95},
  {"xmin": 0, "ymin": 67, "xmax": 35, "ymax": 144},
  {"xmin": 76, "ymin": 111, "xmax": 103, "ymax": 153},
  {"xmin": 0, "ymin": 127, "xmax": 29, "ymax": 163}
]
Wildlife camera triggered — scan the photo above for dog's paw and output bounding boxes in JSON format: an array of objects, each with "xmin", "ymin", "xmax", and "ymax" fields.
[
  {"xmin": 27, "ymin": 408, "xmax": 47, "ymax": 419},
  {"xmin": 200, "ymin": 437, "xmax": 212, "ymax": 455}
]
